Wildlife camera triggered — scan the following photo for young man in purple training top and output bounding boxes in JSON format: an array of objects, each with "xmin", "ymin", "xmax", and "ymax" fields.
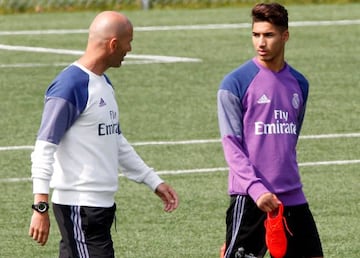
[{"xmin": 217, "ymin": 3, "xmax": 323, "ymax": 258}]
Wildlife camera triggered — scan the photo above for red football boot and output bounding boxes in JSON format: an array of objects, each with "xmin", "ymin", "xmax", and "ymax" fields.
[{"xmin": 264, "ymin": 204, "xmax": 292, "ymax": 258}]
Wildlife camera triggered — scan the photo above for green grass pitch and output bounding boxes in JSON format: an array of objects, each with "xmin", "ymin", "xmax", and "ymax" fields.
[{"xmin": 0, "ymin": 4, "xmax": 359, "ymax": 257}]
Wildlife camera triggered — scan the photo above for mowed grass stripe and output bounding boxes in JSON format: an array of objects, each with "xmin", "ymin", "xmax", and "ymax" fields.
[
  {"xmin": 1, "ymin": 132, "xmax": 359, "ymax": 151},
  {"xmin": 0, "ymin": 19, "xmax": 359, "ymax": 35},
  {"xmin": 1, "ymin": 159, "xmax": 359, "ymax": 183}
]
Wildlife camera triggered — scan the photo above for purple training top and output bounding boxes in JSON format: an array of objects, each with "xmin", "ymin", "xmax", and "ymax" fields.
[{"xmin": 217, "ymin": 57, "xmax": 308, "ymax": 206}]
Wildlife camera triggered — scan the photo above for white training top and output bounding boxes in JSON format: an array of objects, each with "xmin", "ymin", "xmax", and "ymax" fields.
[{"xmin": 31, "ymin": 62, "xmax": 163, "ymax": 207}]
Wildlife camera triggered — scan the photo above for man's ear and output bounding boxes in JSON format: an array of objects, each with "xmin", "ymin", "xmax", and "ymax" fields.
[
  {"xmin": 283, "ymin": 29, "xmax": 289, "ymax": 42},
  {"xmin": 109, "ymin": 38, "xmax": 118, "ymax": 52}
]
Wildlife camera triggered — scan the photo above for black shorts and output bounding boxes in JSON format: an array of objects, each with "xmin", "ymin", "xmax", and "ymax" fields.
[
  {"xmin": 53, "ymin": 203, "xmax": 116, "ymax": 258},
  {"xmin": 224, "ymin": 195, "xmax": 323, "ymax": 258}
]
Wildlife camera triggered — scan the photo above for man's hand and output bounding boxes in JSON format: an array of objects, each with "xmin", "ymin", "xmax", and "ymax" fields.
[
  {"xmin": 155, "ymin": 183, "xmax": 179, "ymax": 212},
  {"xmin": 29, "ymin": 212, "xmax": 50, "ymax": 246},
  {"xmin": 256, "ymin": 192, "xmax": 281, "ymax": 213}
]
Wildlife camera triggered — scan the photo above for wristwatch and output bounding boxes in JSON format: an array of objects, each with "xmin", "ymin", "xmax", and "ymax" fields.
[{"xmin": 32, "ymin": 201, "xmax": 49, "ymax": 213}]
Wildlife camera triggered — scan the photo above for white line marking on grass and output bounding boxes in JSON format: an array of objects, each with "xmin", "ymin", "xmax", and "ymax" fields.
[
  {"xmin": 0, "ymin": 20, "xmax": 359, "ymax": 35},
  {"xmin": 0, "ymin": 177, "xmax": 32, "ymax": 182},
  {"xmin": 131, "ymin": 139, "xmax": 221, "ymax": 146},
  {"xmin": 0, "ymin": 44, "xmax": 202, "ymax": 65},
  {"xmin": 135, "ymin": 20, "xmax": 360, "ymax": 31},
  {"xmin": 0, "ymin": 145, "xmax": 34, "ymax": 151},
  {"xmin": 0, "ymin": 44, "xmax": 84, "ymax": 55},
  {"xmin": 299, "ymin": 132, "xmax": 360, "ymax": 139},
  {"xmin": 157, "ymin": 159, "xmax": 360, "ymax": 175},
  {"xmin": 131, "ymin": 132, "xmax": 360, "ymax": 146},
  {"xmin": 0, "ymin": 63, "xmax": 70, "ymax": 68},
  {"xmin": 299, "ymin": 160, "xmax": 360, "ymax": 167},
  {"xmin": 1, "ymin": 159, "xmax": 359, "ymax": 183},
  {"xmin": 291, "ymin": 20, "xmax": 360, "ymax": 27},
  {"xmin": 0, "ymin": 29, "xmax": 88, "ymax": 35},
  {"xmin": 0, "ymin": 59, "xmax": 198, "ymax": 68},
  {"xmin": 1, "ymin": 132, "xmax": 359, "ymax": 151}
]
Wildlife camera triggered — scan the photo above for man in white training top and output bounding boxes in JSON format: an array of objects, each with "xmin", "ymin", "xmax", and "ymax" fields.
[{"xmin": 29, "ymin": 11, "xmax": 179, "ymax": 258}]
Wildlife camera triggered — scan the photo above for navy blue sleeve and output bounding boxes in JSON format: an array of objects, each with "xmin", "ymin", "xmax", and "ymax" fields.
[
  {"xmin": 289, "ymin": 66, "xmax": 309, "ymax": 104},
  {"xmin": 219, "ymin": 60, "xmax": 259, "ymax": 101},
  {"xmin": 289, "ymin": 66, "xmax": 309, "ymax": 135},
  {"xmin": 47, "ymin": 66, "xmax": 90, "ymax": 111},
  {"xmin": 37, "ymin": 65, "xmax": 90, "ymax": 144}
]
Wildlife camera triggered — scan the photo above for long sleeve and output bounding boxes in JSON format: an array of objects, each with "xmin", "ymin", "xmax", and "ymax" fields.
[
  {"xmin": 31, "ymin": 140, "xmax": 58, "ymax": 194},
  {"xmin": 117, "ymin": 134, "xmax": 163, "ymax": 192},
  {"xmin": 31, "ymin": 91, "xmax": 82, "ymax": 194},
  {"xmin": 218, "ymin": 88, "xmax": 270, "ymax": 202}
]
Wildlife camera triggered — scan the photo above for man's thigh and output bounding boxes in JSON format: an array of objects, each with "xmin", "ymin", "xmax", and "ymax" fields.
[
  {"xmin": 53, "ymin": 203, "xmax": 116, "ymax": 258},
  {"xmin": 284, "ymin": 204, "xmax": 323, "ymax": 258},
  {"xmin": 225, "ymin": 195, "xmax": 266, "ymax": 258}
]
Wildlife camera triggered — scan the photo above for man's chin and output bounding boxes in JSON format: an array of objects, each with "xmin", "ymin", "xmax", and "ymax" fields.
[
  {"xmin": 258, "ymin": 54, "xmax": 268, "ymax": 60},
  {"xmin": 112, "ymin": 63, "xmax": 122, "ymax": 68}
]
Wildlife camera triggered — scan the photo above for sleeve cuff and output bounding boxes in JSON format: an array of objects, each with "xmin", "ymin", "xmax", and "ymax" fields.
[
  {"xmin": 142, "ymin": 170, "xmax": 164, "ymax": 192},
  {"xmin": 32, "ymin": 178, "xmax": 50, "ymax": 194},
  {"xmin": 247, "ymin": 181, "xmax": 270, "ymax": 203}
]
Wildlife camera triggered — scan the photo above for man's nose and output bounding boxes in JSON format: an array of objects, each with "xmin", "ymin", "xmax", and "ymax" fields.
[{"xmin": 259, "ymin": 36, "xmax": 266, "ymax": 46}]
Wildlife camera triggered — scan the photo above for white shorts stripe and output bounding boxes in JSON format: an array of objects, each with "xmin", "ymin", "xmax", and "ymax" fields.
[
  {"xmin": 70, "ymin": 206, "xmax": 89, "ymax": 258},
  {"xmin": 225, "ymin": 195, "xmax": 246, "ymax": 258}
]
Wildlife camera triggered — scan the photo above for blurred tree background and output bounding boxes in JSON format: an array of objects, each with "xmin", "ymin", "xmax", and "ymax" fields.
[{"xmin": 0, "ymin": 0, "xmax": 357, "ymax": 14}]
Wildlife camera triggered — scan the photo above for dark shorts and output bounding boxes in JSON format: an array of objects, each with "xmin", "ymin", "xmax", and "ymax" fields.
[
  {"xmin": 224, "ymin": 195, "xmax": 323, "ymax": 258},
  {"xmin": 53, "ymin": 203, "xmax": 116, "ymax": 258}
]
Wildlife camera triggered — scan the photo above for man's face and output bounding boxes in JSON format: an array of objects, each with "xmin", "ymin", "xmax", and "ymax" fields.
[
  {"xmin": 110, "ymin": 24, "xmax": 133, "ymax": 68},
  {"xmin": 252, "ymin": 21, "xmax": 289, "ymax": 64}
]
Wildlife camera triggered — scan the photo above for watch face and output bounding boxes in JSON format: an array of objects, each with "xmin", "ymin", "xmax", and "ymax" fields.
[
  {"xmin": 32, "ymin": 202, "xmax": 49, "ymax": 213},
  {"xmin": 38, "ymin": 203, "xmax": 47, "ymax": 212}
]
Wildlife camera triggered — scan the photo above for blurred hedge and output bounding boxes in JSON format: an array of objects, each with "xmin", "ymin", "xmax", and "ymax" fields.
[{"xmin": 0, "ymin": 0, "xmax": 356, "ymax": 14}]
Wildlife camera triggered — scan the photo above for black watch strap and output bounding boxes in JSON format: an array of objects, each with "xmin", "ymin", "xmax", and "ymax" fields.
[{"xmin": 32, "ymin": 201, "xmax": 49, "ymax": 213}]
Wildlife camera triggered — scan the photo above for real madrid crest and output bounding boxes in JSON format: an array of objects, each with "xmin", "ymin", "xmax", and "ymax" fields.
[{"xmin": 292, "ymin": 93, "xmax": 300, "ymax": 109}]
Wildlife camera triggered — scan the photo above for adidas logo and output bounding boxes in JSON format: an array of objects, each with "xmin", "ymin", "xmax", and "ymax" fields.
[
  {"xmin": 99, "ymin": 98, "xmax": 106, "ymax": 107},
  {"xmin": 257, "ymin": 94, "xmax": 271, "ymax": 104}
]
